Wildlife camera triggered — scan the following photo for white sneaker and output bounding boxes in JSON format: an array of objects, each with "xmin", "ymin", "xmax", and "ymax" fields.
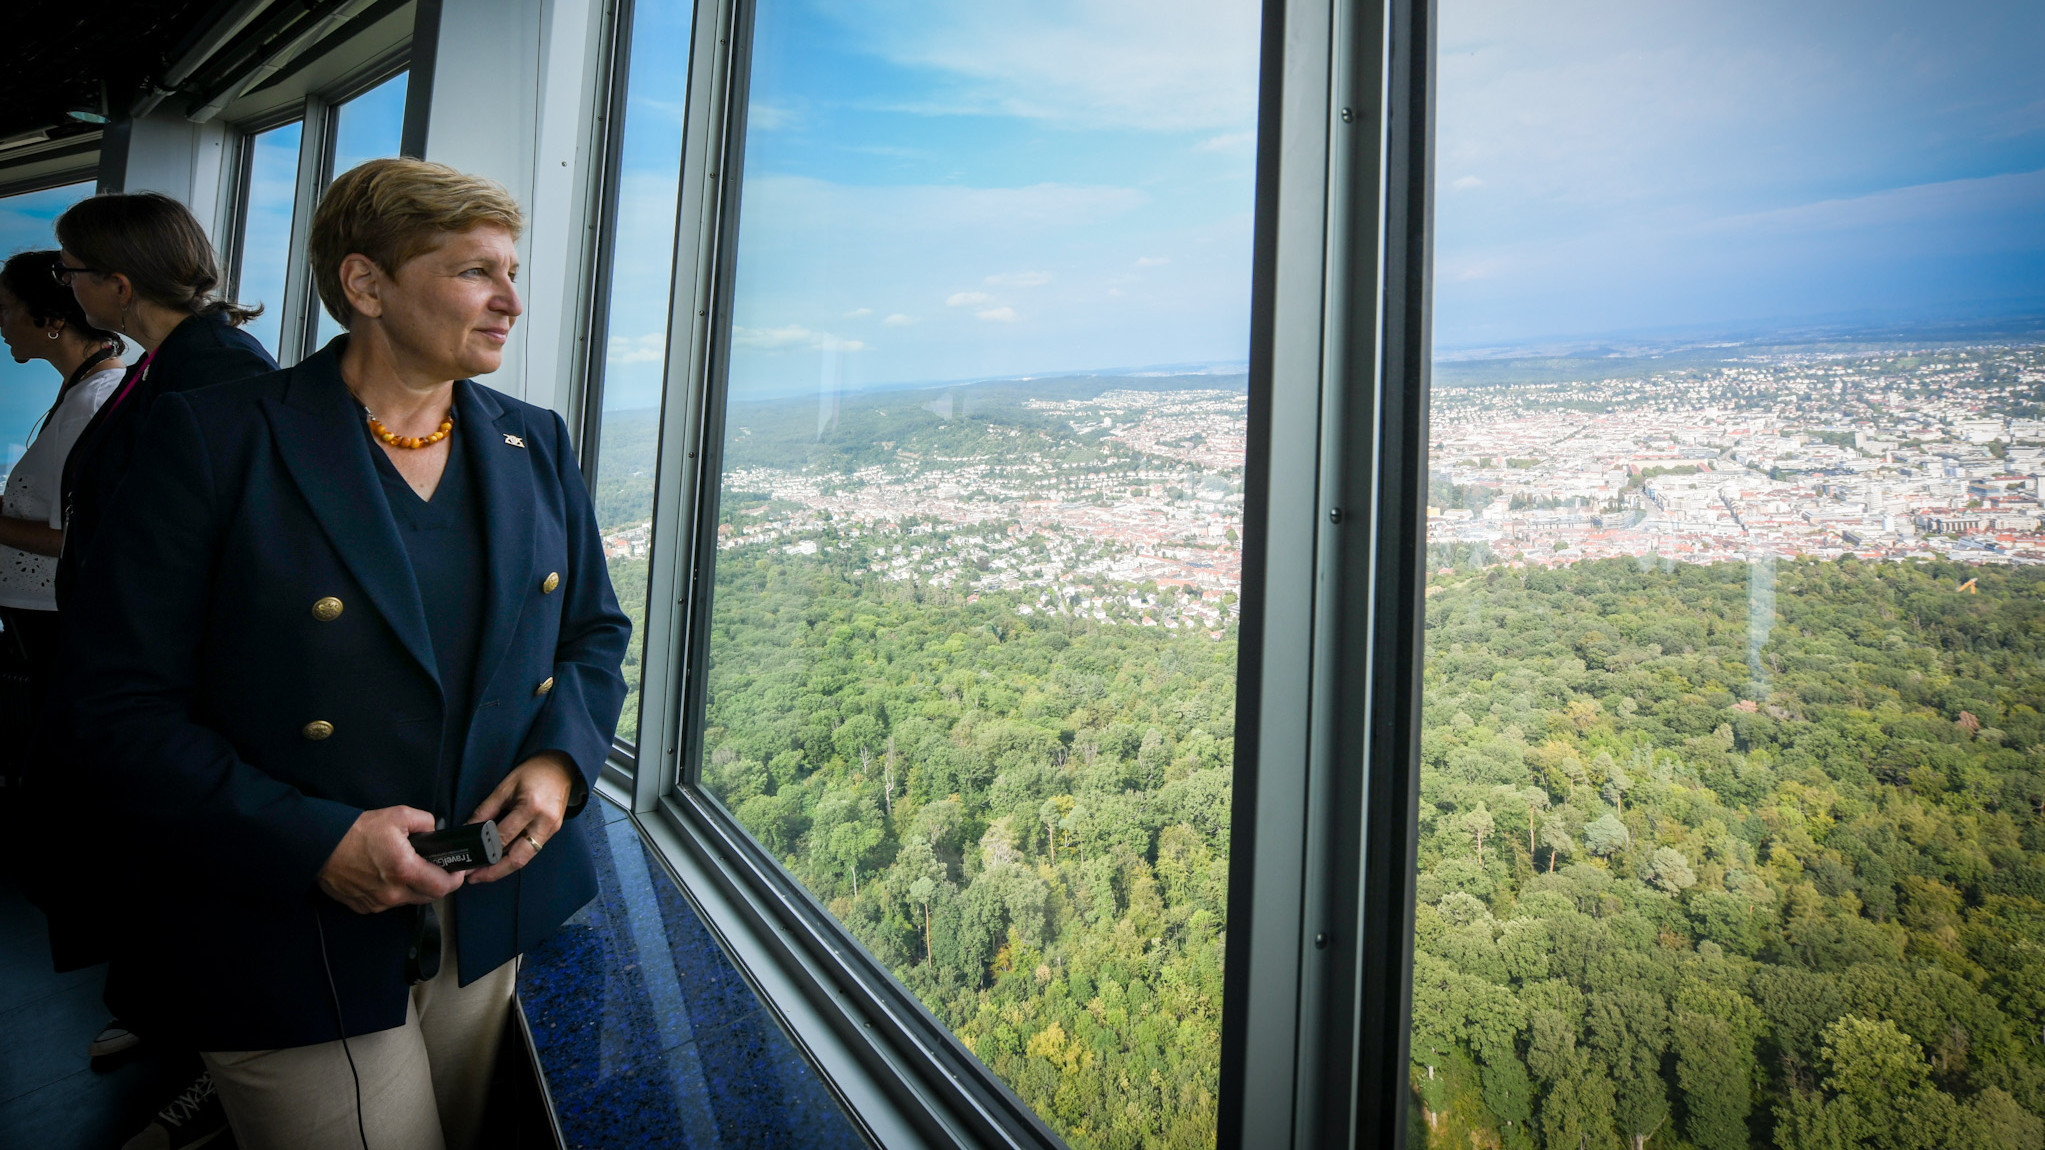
[{"xmin": 87, "ymin": 1019, "xmax": 142, "ymax": 1058}]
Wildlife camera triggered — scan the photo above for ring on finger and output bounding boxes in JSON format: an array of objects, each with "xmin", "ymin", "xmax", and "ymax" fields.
[{"xmin": 525, "ymin": 833, "xmax": 543, "ymax": 852}]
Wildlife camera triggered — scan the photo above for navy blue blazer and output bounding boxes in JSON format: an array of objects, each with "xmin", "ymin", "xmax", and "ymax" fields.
[
  {"xmin": 59, "ymin": 342, "xmax": 630, "ymax": 1050},
  {"xmin": 57, "ymin": 310, "xmax": 278, "ymax": 607}
]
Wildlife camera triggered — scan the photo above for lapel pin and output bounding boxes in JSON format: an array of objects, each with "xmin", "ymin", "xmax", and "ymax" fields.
[{"xmin": 504, "ymin": 434, "xmax": 526, "ymax": 448}]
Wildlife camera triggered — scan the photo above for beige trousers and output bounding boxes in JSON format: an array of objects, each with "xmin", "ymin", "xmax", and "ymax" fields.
[{"xmin": 201, "ymin": 902, "xmax": 515, "ymax": 1150}]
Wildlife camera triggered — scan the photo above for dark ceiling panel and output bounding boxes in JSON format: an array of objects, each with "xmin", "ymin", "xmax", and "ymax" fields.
[{"xmin": 0, "ymin": 0, "xmax": 246, "ymax": 142}]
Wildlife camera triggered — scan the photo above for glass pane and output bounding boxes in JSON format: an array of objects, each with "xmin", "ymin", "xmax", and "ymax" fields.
[
  {"xmin": 699, "ymin": 2, "xmax": 1261, "ymax": 1145},
  {"xmin": 1415, "ymin": 5, "xmax": 2045, "ymax": 1149},
  {"xmin": 0, "ymin": 182, "xmax": 94, "ymax": 481},
  {"xmin": 235, "ymin": 121, "xmax": 303, "ymax": 361},
  {"xmin": 590, "ymin": 0, "xmax": 695, "ymax": 751},
  {"xmin": 316, "ymin": 71, "xmax": 410, "ymax": 349}
]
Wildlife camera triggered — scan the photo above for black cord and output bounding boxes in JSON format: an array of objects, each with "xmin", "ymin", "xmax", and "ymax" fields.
[{"xmin": 313, "ymin": 909, "xmax": 372, "ymax": 1150}]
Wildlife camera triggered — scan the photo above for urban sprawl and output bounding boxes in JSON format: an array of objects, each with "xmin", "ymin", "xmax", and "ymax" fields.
[
  {"xmin": 599, "ymin": 343, "xmax": 2045, "ymax": 634},
  {"xmin": 1429, "ymin": 344, "xmax": 2045, "ymax": 567}
]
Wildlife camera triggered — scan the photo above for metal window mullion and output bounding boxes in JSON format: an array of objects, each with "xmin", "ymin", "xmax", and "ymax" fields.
[
  {"xmin": 630, "ymin": 0, "xmax": 743, "ymax": 814},
  {"xmin": 573, "ymin": 0, "xmax": 633, "ymax": 482},
  {"xmin": 1218, "ymin": 0, "xmax": 1341, "ymax": 1144},
  {"xmin": 221, "ymin": 129, "xmax": 257, "ymax": 303},
  {"xmin": 1292, "ymin": 0, "xmax": 1393, "ymax": 1139},
  {"xmin": 1351, "ymin": 0, "xmax": 1436, "ymax": 1145},
  {"xmin": 277, "ymin": 95, "xmax": 333, "ymax": 366}
]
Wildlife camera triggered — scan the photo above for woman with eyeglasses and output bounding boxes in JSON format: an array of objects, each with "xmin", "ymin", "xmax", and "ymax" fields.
[
  {"xmin": 33, "ymin": 194, "xmax": 281, "ymax": 1147},
  {"xmin": 52, "ymin": 191, "xmax": 277, "ymax": 607}
]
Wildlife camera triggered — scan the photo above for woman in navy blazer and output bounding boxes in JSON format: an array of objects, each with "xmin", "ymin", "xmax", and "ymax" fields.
[{"xmin": 60, "ymin": 159, "xmax": 629, "ymax": 1149}]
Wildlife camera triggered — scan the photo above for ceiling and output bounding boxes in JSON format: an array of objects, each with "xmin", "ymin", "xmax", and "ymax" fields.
[
  {"xmin": 0, "ymin": 0, "xmax": 408, "ymax": 151},
  {"xmin": 0, "ymin": 0, "xmax": 222, "ymax": 143}
]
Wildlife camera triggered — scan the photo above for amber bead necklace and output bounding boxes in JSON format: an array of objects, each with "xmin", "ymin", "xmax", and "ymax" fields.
[{"xmin": 364, "ymin": 406, "xmax": 454, "ymax": 450}]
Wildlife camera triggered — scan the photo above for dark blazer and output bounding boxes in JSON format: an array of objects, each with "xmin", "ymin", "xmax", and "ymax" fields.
[
  {"xmin": 58, "ymin": 341, "xmax": 630, "ymax": 1051},
  {"xmin": 57, "ymin": 310, "xmax": 278, "ymax": 607}
]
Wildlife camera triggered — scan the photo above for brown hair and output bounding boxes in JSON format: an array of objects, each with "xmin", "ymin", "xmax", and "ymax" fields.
[
  {"xmin": 54, "ymin": 192, "xmax": 259, "ymax": 325},
  {"xmin": 308, "ymin": 158, "xmax": 525, "ymax": 328}
]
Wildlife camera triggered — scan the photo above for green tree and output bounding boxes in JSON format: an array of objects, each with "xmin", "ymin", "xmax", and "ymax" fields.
[
  {"xmin": 1673, "ymin": 1009, "xmax": 1752, "ymax": 1150},
  {"xmin": 1583, "ymin": 812, "xmax": 1630, "ymax": 857}
]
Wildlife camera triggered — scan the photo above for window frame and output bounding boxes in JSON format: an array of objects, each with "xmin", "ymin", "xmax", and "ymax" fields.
[
  {"xmin": 222, "ymin": 48, "xmax": 413, "ymax": 367},
  {"xmin": 573, "ymin": 0, "xmax": 659, "ymax": 779},
  {"xmin": 219, "ymin": 105, "xmax": 309, "ymax": 315},
  {"xmin": 0, "ymin": 135, "xmax": 102, "ymax": 202},
  {"xmin": 582, "ymin": 0, "xmax": 1442, "ymax": 1145}
]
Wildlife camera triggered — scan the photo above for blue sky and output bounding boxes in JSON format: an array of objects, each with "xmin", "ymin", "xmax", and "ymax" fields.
[
  {"xmin": 1434, "ymin": 0, "xmax": 2045, "ymax": 351},
  {"xmin": 238, "ymin": 121, "xmax": 303, "ymax": 358},
  {"xmin": 597, "ymin": 0, "xmax": 694, "ymax": 415},
  {"xmin": 600, "ymin": 0, "xmax": 1262, "ymax": 407}
]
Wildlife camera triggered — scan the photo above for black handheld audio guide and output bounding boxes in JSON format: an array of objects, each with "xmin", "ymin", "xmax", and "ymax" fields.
[{"xmin": 408, "ymin": 820, "xmax": 504, "ymax": 871}]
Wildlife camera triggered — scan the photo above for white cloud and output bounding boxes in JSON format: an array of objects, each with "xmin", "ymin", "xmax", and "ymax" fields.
[
  {"xmin": 606, "ymin": 332, "xmax": 666, "ymax": 365},
  {"xmin": 976, "ymin": 306, "xmax": 1020, "ymax": 322},
  {"xmin": 985, "ymin": 271, "xmax": 1052, "ymax": 287},
  {"xmin": 1451, "ymin": 176, "xmax": 1485, "ymax": 191},
  {"xmin": 1196, "ymin": 132, "xmax": 1256, "ymax": 152},
  {"xmin": 828, "ymin": 0, "xmax": 1260, "ymax": 132},
  {"xmin": 732, "ymin": 324, "xmax": 816, "ymax": 350},
  {"xmin": 883, "ymin": 313, "xmax": 919, "ymax": 326},
  {"xmin": 731, "ymin": 325, "xmax": 868, "ymax": 352},
  {"xmin": 748, "ymin": 102, "xmax": 799, "ymax": 131},
  {"xmin": 844, "ymin": 307, "xmax": 873, "ymax": 317},
  {"xmin": 1135, "ymin": 256, "xmax": 1172, "ymax": 267},
  {"xmin": 946, "ymin": 291, "xmax": 992, "ymax": 306}
]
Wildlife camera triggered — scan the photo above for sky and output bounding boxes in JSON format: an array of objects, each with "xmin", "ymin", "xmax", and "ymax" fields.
[
  {"xmin": 1434, "ymin": 0, "xmax": 2045, "ymax": 352},
  {"xmin": 596, "ymin": 0, "xmax": 694, "ymax": 416},
  {"xmin": 238, "ymin": 121, "xmax": 303, "ymax": 358},
  {"xmin": 598, "ymin": 0, "xmax": 1263, "ymax": 408}
]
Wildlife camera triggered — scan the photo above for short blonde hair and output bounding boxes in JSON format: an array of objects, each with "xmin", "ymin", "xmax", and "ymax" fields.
[{"xmin": 308, "ymin": 157, "xmax": 525, "ymax": 327}]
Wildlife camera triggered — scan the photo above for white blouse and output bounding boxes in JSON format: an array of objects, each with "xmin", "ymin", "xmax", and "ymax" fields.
[{"xmin": 0, "ymin": 365, "xmax": 124, "ymax": 612}]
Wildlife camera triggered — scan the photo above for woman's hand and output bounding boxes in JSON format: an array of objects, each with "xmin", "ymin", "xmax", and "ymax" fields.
[
  {"xmin": 463, "ymin": 752, "xmax": 576, "ymax": 884},
  {"xmin": 317, "ymin": 805, "xmax": 467, "ymax": 913}
]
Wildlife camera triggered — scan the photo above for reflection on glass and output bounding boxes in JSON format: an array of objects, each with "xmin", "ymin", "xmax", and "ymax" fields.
[
  {"xmin": 0, "ymin": 182, "xmax": 94, "ymax": 482},
  {"xmin": 699, "ymin": 2, "xmax": 1259, "ymax": 1144},
  {"xmin": 590, "ymin": 0, "xmax": 694, "ymax": 749},
  {"xmin": 236, "ymin": 122, "xmax": 303, "ymax": 361},
  {"xmin": 315, "ymin": 71, "xmax": 409, "ymax": 349},
  {"xmin": 1414, "ymin": 4, "xmax": 2045, "ymax": 1149}
]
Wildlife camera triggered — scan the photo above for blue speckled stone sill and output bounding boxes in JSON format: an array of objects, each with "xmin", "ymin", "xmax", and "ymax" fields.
[{"xmin": 517, "ymin": 797, "xmax": 869, "ymax": 1149}]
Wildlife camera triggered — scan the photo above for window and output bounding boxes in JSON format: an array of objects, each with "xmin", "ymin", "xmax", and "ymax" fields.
[
  {"xmin": 586, "ymin": 0, "xmax": 696, "ymax": 753},
  {"xmin": 1410, "ymin": 4, "xmax": 2045, "ymax": 1149},
  {"xmin": 226, "ymin": 68, "xmax": 410, "ymax": 368},
  {"xmin": 0, "ymin": 181, "xmax": 94, "ymax": 480},
  {"xmin": 686, "ymin": 1, "xmax": 1261, "ymax": 1144},
  {"xmin": 314, "ymin": 71, "xmax": 410, "ymax": 350},
  {"xmin": 232, "ymin": 122, "xmax": 304, "ymax": 362}
]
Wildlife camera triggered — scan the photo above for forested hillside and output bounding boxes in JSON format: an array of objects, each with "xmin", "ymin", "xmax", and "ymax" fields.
[
  {"xmin": 701, "ymin": 535, "xmax": 1234, "ymax": 1149},
  {"xmin": 674, "ymin": 438, "xmax": 2045, "ymax": 1150},
  {"xmin": 1414, "ymin": 557, "xmax": 2045, "ymax": 1150}
]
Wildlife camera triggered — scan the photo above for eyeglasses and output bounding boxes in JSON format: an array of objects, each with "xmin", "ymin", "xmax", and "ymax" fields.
[{"xmin": 51, "ymin": 261, "xmax": 101, "ymax": 287}]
